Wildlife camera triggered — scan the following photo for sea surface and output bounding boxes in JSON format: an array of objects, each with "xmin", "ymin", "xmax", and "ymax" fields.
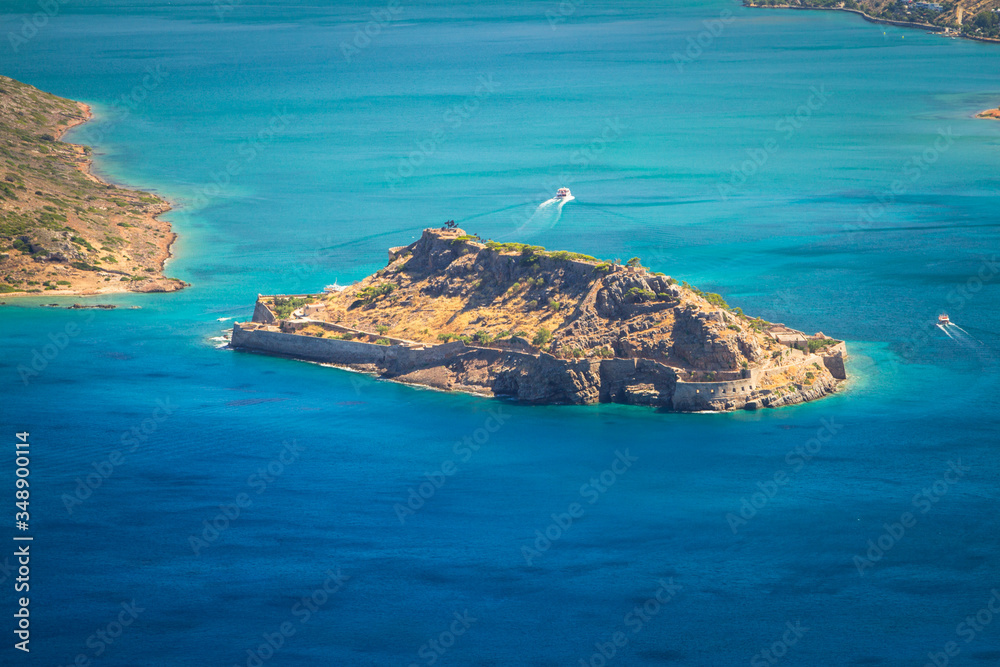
[{"xmin": 1, "ymin": 1, "xmax": 999, "ymax": 665}]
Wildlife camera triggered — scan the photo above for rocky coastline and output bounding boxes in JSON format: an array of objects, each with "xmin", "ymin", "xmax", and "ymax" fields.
[{"xmin": 0, "ymin": 75, "xmax": 185, "ymax": 297}]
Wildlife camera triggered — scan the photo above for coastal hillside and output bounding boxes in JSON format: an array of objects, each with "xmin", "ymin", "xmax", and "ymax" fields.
[
  {"xmin": 746, "ymin": 0, "xmax": 1000, "ymax": 40},
  {"xmin": 0, "ymin": 75, "xmax": 183, "ymax": 296},
  {"xmin": 235, "ymin": 227, "xmax": 847, "ymax": 411}
]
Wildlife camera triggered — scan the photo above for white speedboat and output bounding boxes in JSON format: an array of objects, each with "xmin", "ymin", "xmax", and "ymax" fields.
[{"xmin": 554, "ymin": 187, "xmax": 571, "ymax": 199}]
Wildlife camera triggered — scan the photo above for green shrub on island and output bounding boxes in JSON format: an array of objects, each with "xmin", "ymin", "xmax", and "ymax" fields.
[
  {"xmin": 532, "ymin": 328, "xmax": 552, "ymax": 347},
  {"xmin": 271, "ymin": 296, "xmax": 311, "ymax": 319},
  {"xmin": 480, "ymin": 240, "xmax": 598, "ymax": 264},
  {"xmin": 374, "ymin": 338, "xmax": 391, "ymax": 346},
  {"xmin": 437, "ymin": 333, "xmax": 455, "ymax": 343},
  {"xmin": 376, "ymin": 324, "xmax": 389, "ymax": 334},
  {"xmin": 702, "ymin": 292, "xmax": 729, "ymax": 308},
  {"xmin": 548, "ymin": 250, "xmax": 598, "ymax": 262},
  {"xmin": 70, "ymin": 261, "xmax": 101, "ymax": 272},
  {"xmin": 519, "ymin": 247, "xmax": 542, "ymax": 267},
  {"xmin": 808, "ymin": 338, "xmax": 838, "ymax": 354},
  {"xmin": 484, "ymin": 240, "xmax": 544, "ymax": 255},
  {"xmin": 548, "ymin": 299, "xmax": 562, "ymax": 312},
  {"xmin": 680, "ymin": 281, "xmax": 730, "ymax": 309},
  {"xmin": 626, "ymin": 287, "xmax": 655, "ymax": 303},
  {"xmin": 473, "ymin": 330, "xmax": 493, "ymax": 345},
  {"xmin": 356, "ymin": 282, "xmax": 397, "ymax": 304}
]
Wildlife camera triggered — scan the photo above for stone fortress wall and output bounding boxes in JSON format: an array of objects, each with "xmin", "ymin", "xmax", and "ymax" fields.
[{"xmin": 232, "ymin": 296, "xmax": 847, "ymax": 412}]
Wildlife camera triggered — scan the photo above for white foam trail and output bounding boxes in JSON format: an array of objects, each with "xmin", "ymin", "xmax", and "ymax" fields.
[
  {"xmin": 938, "ymin": 324, "xmax": 955, "ymax": 339},
  {"xmin": 514, "ymin": 196, "xmax": 574, "ymax": 240},
  {"xmin": 946, "ymin": 325, "xmax": 981, "ymax": 347},
  {"xmin": 216, "ymin": 316, "xmax": 232, "ymax": 322}
]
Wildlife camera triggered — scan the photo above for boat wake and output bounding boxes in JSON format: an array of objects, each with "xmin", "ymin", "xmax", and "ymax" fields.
[
  {"xmin": 513, "ymin": 194, "xmax": 575, "ymax": 240},
  {"xmin": 947, "ymin": 325, "xmax": 980, "ymax": 347},
  {"xmin": 939, "ymin": 321, "xmax": 981, "ymax": 348}
]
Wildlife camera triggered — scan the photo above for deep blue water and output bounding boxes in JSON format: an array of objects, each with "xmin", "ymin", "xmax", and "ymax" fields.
[{"xmin": 1, "ymin": 1, "xmax": 999, "ymax": 665}]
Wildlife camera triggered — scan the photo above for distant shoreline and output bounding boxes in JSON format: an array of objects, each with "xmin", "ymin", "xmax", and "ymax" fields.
[{"xmin": 743, "ymin": 2, "xmax": 1000, "ymax": 45}]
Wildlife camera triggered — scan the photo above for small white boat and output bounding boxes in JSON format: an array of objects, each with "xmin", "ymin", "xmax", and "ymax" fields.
[
  {"xmin": 554, "ymin": 187, "xmax": 572, "ymax": 199},
  {"xmin": 938, "ymin": 314, "xmax": 950, "ymax": 325},
  {"xmin": 324, "ymin": 281, "xmax": 346, "ymax": 293}
]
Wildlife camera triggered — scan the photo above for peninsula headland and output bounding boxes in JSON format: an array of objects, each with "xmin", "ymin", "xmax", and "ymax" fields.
[
  {"xmin": 231, "ymin": 227, "xmax": 847, "ymax": 412},
  {"xmin": 0, "ymin": 75, "xmax": 183, "ymax": 297}
]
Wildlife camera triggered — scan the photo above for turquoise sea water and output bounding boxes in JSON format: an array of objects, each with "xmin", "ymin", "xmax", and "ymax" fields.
[{"xmin": 1, "ymin": 1, "xmax": 999, "ymax": 665}]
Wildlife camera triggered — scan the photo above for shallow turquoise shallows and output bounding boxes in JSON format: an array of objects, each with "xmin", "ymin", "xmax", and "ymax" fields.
[{"xmin": 2, "ymin": 1, "xmax": 999, "ymax": 665}]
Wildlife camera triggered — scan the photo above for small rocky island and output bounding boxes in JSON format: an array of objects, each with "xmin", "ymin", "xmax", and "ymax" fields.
[{"xmin": 232, "ymin": 227, "xmax": 847, "ymax": 412}]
